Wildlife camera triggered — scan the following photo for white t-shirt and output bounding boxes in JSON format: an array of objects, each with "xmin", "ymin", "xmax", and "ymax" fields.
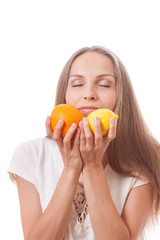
[{"xmin": 8, "ymin": 137, "xmax": 149, "ymax": 240}]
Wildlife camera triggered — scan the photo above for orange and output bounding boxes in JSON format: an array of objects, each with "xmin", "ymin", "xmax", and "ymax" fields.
[{"xmin": 51, "ymin": 104, "xmax": 84, "ymax": 138}]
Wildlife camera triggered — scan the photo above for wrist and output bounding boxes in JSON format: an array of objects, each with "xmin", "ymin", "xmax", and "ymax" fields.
[
  {"xmin": 82, "ymin": 163, "xmax": 104, "ymax": 174},
  {"xmin": 63, "ymin": 166, "xmax": 82, "ymax": 177}
]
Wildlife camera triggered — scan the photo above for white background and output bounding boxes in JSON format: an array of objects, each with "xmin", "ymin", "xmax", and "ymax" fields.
[{"xmin": 0, "ymin": 0, "xmax": 160, "ymax": 239}]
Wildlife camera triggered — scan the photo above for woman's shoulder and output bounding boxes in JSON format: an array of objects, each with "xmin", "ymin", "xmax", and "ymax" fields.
[
  {"xmin": 17, "ymin": 136, "xmax": 56, "ymax": 147},
  {"xmin": 106, "ymin": 164, "xmax": 150, "ymax": 190},
  {"xmin": 14, "ymin": 137, "xmax": 57, "ymax": 155},
  {"xmin": 8, "ymin": 137, "xmax": 61, "ymax": 185},
  {"xmin": 105, "ymin": 164, "xmax": 150, "ymax": 216},
  {"xmin": 9, "ymin": 137, "xmax": 59, "ymax": 173}
]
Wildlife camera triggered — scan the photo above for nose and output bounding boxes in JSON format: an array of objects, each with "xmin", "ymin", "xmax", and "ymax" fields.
[
  {"xmin": 84, "ymin": 96, "xmax": 95, "ymax": 100},
  {"xmin": 83, "ymin": 86, "xmax": 97, "ymax": 101}
]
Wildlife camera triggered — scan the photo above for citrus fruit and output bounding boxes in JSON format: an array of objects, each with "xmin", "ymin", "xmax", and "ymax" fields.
[
  {"xmin": 50, "ymin": 104, "xmax": 84, "ymax": 138},
  {"xmin": 87, "ymin": 109, "xmax": 119, "ymax": 136}
]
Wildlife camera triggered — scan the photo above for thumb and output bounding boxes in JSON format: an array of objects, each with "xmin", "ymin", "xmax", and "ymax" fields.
[{"xmin": 45, "ymin": 116, "xmax": 53, "ymax": 138}]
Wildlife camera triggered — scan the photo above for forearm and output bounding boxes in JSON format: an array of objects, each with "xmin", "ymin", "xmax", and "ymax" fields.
[
  {"xmin": 28, "ymin": 168, "xmax": 80, "ymax": 240},
  {"xmin": 83, "ymin": 165, "xmax": 130, "ymax": 240}
]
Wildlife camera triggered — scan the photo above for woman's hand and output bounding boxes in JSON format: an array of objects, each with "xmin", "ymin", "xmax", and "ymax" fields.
[
  {"xmin": 45, "ymin": 116, "xmax": 82, "ymax": 173},
  {"xmin": 79, "ymin": 116, "xmax": 117, "ymax": 169}
]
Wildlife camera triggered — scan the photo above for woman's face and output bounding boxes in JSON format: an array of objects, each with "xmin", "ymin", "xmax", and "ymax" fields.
[{"xmin": 65, "ymin": 51, "xmax": 117, "ymax": 117}]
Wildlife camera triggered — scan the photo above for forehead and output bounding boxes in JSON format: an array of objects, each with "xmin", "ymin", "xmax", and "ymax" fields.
[{"xmin": 70, "ymin": 51, "xmax": 115, "ymax": 76}]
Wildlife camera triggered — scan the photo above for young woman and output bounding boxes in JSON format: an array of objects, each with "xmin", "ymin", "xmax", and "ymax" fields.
[{"xmin": 8, "ymin": 46, "xmax": 160, "ymax": 240}]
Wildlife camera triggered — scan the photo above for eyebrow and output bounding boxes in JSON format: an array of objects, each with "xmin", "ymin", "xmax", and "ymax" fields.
[
  {"xmin": 69, "ymin": 74, "xmax": 115, "ymax": 79},
  {"xmin": 69, "ymin": 74, "xmax": 84, "ymax": 79},
  {"xmin": 96, "ymin": 74, "xmax": 115, "ymax": 79}
]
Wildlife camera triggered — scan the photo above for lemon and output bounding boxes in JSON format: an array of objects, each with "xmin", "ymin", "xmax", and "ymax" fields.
[{"xmin": 87, "ymin": 109, "xmax": 119, "ymax": 136}]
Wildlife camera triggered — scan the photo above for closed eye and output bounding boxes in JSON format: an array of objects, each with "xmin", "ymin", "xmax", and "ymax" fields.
[
  {"xmin": 71, "ymin": 79, "xmax": 83, "ymax": 87},
  {"xmin": 72, "ymin": 84, "xmax": 83, "ymax": 87},
  {"xmin": 99, "ymin": 84, "xmax": 110, "ymax": 88},
  {"xmin": 98, "ymin": 79, "xmax": 111, "ymax": 88}
]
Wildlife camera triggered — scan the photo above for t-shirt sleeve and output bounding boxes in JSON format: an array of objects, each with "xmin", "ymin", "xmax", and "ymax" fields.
[
  {"xmin": 7, "ymin": 142, "xmax": 36, "ymax": 185},
  {"xmin": 132, "ymin": 176, "xmax": 150, "ymax": 188}
]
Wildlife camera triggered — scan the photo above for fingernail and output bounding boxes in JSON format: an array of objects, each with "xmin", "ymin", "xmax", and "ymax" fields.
[
  {"xmin": 110, "ymin": 117, "xmax": 116, "ymax": 124},
  {"xmin": 83, "ymin": 117, "xmax": 88, "ymax": 122},
  {"xmin": 94, "ymin": 116, "xmax": 98, "ymax": 122},
  {"xmin": 58, "ymin": 120, "xmax": 63, "ymax": 126},
  {"xmin": 72, "ymin": 123, "xmax": 77, "ymax": 128}
]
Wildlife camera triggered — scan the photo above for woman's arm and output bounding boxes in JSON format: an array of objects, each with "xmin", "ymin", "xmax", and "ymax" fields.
[
  {"xmin": 82, "ymin": 165, "xmax": 130, "ymax": 240},
  {"xmin": 121, "ymin": 182, "xmax": 153, "ymax": 239},
  {"xmin": 17, "ymin": 118, "xmax": 82, "ymax": 240},
  {"xmin": 83, "ymin": 166, "xmax": 153, "ymax": 240},
  {"xmin": 17, "ymin": 168, "xmax": 80, "ymax": 240},
  {"xmin": 79, "ymin": 117, "xmax": 153, "ymax": 240}
]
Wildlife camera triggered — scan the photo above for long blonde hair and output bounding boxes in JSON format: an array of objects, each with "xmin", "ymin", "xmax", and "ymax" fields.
[{"xmin": 55, "ymin": 46, "xmax": 160, "ymax": 220}]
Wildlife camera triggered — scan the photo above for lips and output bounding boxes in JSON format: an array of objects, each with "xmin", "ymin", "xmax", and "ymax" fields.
[{"xmin": 79, "ymin": 106, "xmax": 99, "ymax": 116}]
